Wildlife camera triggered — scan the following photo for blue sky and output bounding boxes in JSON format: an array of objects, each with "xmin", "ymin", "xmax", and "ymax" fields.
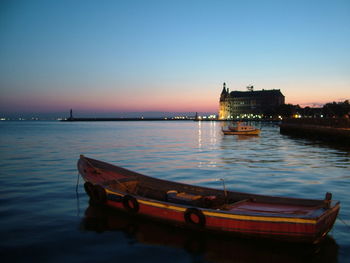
[{"xmin": 1, "ymin": 0, "xmax": 349, "ymax": 117}]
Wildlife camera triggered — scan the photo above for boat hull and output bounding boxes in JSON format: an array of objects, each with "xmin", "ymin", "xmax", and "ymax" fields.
[
  {"xmin": 222, "ymin": 129, "xmax": 261, "ymax": 135},
  {"xmin": 77, "ymin": 156, "xmax": 340, "ymax": 243}
]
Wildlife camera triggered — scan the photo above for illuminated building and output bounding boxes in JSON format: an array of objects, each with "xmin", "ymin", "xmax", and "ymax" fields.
[{"xmin": 219, "ymin": 83, "xmax": 285, "ymax": 119}]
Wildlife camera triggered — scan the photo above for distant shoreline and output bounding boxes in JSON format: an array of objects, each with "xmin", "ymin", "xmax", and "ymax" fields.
[
  {"xmin": 1, "ymin": 117, "xmax": 283, "ymax": 122},
  {"xmin": 61, "ymin": 117, "xmax": 195, "ymax": 122},
  {"xmin": 60, "ymin": 117, "xmax": 283, "ymax": 122}
]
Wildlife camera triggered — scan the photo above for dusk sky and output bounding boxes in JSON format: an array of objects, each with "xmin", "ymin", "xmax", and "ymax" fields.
[{"xmin": 1, "ymin": 0, "xmax": 349, "ymax": 117}]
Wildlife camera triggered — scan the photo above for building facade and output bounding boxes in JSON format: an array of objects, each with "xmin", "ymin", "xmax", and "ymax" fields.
[{"xmin": 219, "ymin": 83, "xmax": 285, "ymax": 119}]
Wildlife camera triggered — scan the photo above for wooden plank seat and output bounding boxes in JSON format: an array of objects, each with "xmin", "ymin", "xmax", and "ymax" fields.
[{"xmin": 166, "ymin": 190, "xmax": 202, "ymax": 205}]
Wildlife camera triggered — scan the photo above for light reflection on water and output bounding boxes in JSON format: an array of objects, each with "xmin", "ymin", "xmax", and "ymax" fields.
[{"xmin": 0, "ymin": 121, "xmax": 349, "ymax": 262}]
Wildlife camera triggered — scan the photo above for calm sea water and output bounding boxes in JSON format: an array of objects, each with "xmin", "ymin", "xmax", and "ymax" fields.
[{"xmin": 0, "ymin": 121, "xmax": 349, "ymax": 262}]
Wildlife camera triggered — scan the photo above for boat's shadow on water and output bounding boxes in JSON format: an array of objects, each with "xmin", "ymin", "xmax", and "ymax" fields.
[{"xmin": 81, "ymin": 205, "xmax": 339, "ymax": 263}]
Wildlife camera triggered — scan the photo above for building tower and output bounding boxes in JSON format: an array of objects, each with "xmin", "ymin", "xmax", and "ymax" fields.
[{"xmin": 219, "ymin": 82, "xmax": 231, "ymax": 120}]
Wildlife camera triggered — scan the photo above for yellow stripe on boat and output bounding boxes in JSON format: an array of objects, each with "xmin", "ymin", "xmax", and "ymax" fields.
[
  {"xmin": 106, "ymin": 189, "xmax": 123, "ymax": 196},
  {"xmin": 203, "ymin": 210, "xmax": 316, "ymax": 224},
  {"xmin": 138, "ymin": 199, "xmax": 187, "ymax": 212}
]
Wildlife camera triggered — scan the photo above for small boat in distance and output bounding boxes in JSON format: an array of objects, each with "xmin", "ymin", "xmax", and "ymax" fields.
[
  {"xmin": 222, "ymin": 121, "xmax": 261, "ymax": 135},
  {"xmin": 78, "ymin": 155, "xmax": 340, "ymax": 244}
]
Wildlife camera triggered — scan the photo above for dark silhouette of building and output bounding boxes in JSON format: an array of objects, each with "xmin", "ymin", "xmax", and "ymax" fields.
[{"xmin": 219, "ymin": 83, "xmax": 285, "ymax": 119}]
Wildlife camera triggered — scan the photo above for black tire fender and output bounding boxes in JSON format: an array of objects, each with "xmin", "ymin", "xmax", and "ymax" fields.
[
  {"xmin": 91, "ymin": 185, "xmax": 107, "ymax": 205},
  {"xmin": 184, "ymin": 208, "xmax": 206, "ymax": 227},
  {"xmin": 84, "ymin": 182, "xmax": 94, "ymax": 197},
  {"xmin": 122, "ymin": 195, "xmax": 139, "ymax": 213}
]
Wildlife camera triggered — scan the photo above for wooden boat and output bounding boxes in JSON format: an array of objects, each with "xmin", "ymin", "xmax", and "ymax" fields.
[
  {"xmin": 82, "ymin": 205, "xmax": 339, "ymax": 261},
  {"xmin": 78, "ymin": 155, "xmax": 340, "ymax": 243},
  {"xmin": 222, "ymin": 122, "xmax": 261, "ymax": 135}
]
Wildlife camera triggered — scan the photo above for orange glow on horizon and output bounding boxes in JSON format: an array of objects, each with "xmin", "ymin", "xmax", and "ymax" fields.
[{"xmin": 1, "ymin": 81, "xmax": 348, "ymax": 114}]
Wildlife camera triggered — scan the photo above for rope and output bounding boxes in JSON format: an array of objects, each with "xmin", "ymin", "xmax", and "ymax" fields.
[
  {"xmin": 220, "ymin": 178, "xmax": 228, "ymax": 204},
  {"xmin": 76, "ymin": 172, "xmax": 80, "ymax": 193},
  {"xmin": 76, "ymin": 173, "xmax": 80, "ymax": 217}
]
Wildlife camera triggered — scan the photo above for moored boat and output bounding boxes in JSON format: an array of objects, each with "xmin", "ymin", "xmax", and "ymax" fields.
[
  {"xmin": 78, "ymin": 155, "xmax": 340, "ymax": 243},
  {"xmin": 222, "ymin": 122, "xmax": 261, "ymax": 135}
]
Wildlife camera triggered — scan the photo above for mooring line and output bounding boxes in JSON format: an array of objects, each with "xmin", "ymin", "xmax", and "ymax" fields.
[
  {"xmin": 76, "ymin": 173, "xmax": 80, "ymax": 217},
  {"xmin": 76, "ymin": 172, "xmax": 80, "ymax": 193}
]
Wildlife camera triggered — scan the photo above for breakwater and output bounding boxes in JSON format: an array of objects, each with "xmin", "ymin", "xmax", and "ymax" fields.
[
  {"xmin": 280, "ymin": 118, "xmax": 350, "ymax": 146},
  {"xmin": 61, "ymin": 117, "xmax": 281, "ymax": 122},
  {"xmin": 61, "ymin": 117, "xmax": 194, "ymax": 121}
]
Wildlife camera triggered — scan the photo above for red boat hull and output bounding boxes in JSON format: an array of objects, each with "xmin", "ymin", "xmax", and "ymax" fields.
[{"xmin": 78, "ymin": 156, "xmax": 340, "ymax": 243}]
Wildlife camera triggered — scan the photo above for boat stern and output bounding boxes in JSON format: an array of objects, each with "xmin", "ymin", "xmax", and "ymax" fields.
[{"xmin": 314, "ymin": 200, "xmax": 340, "ymax": 243}]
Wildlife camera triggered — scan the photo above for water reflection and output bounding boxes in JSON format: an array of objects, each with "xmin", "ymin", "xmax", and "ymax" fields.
[
  {"xmin": 198, "ymin": 121, "xmax": 218, "ymax": 150},
  {"xmin": 82, "ymin": 205, "xmax": 339, "ymax": 263},
  {"xmin": 214, "ymin": 123, "xmax": 350, "ymax": 197}
]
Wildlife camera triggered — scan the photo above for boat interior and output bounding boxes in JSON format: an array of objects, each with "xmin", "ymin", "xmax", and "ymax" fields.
[{"xmin": 102, "ymin": 176, "xmax": 329, "ymax": 217}]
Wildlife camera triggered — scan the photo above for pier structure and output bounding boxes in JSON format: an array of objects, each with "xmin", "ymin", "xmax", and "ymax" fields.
[{"xmin": 280, "ymin": 118, "xmax": 350, "ymax": 146}]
